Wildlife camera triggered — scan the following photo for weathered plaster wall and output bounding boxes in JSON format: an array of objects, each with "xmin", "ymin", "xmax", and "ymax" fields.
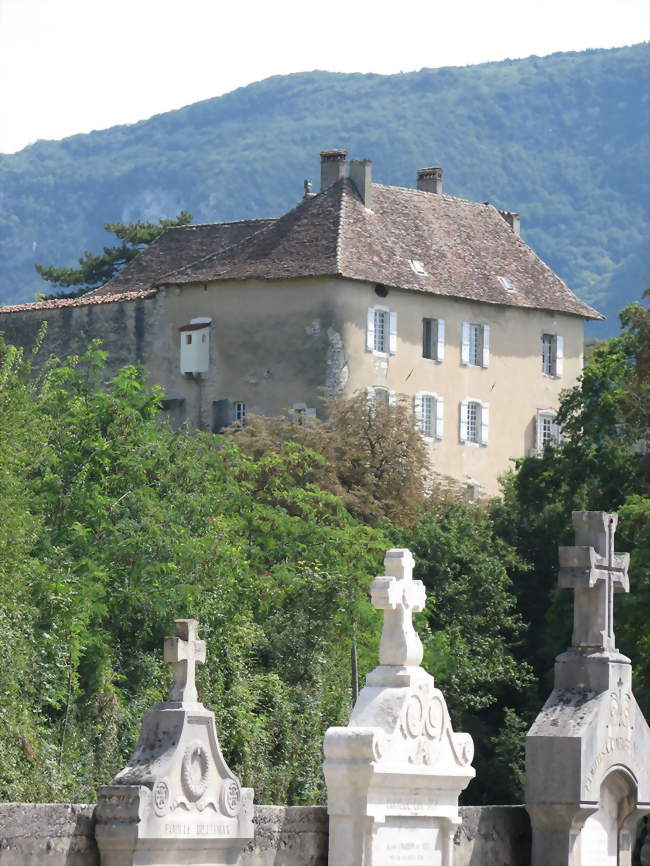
[
  {"xmin": 0, "ymin": 803, "xmax": 532, "ymax": 866},
  {"xmin": 0, "ymin": 275, "xmax": 585, "ymax": 495},
  {"xmin": 0, "ymin": 297, "xmax": 164, "ymax": 383},
  {"xmin": 337, "ymin": 280, "xmax": 584, "ymax": 496}
]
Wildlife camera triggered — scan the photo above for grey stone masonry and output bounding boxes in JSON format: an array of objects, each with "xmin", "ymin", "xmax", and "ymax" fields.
[
  {"xmin": 0, "ymin": 802, "xmax": 536, "ymax": 866},
  {"xmin": 526, "ymin": 512, "xmax": 650, "ymax": 866}
]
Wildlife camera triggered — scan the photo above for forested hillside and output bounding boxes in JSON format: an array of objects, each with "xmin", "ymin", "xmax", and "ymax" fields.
[{"xmin": 0, "ymin": 44, "xmax": 648, "ymax": 333}]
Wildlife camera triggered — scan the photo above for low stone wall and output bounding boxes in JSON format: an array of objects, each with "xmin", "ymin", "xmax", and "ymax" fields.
[{"xmin": 0, "ymin": 802, "xmax": 530, "ymax": 865}]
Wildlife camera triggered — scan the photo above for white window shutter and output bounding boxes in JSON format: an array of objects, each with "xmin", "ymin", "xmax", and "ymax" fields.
[
  {"xmin": 535, "ymin": 410, "xmax": 543, "ymax": 452},
  {"xmin": 482, "ymin": 325, "xmax": 490, "ymax": 368},
  {"xmin": 389, "ymin": 312, "xmax": 397, "ymax": 355},
  {"xmin": 437, "ymin": 319, "xmax": 445, "ymax": 362},
  {"xmin": 555, "ymin": 335, "xmax": 564, "ymax": 377},
  {"xmin": 461, "ymin": 322, "xmax": 470, "ymax": 365},
  {"xmin": 435, "ymin": 396, "xmax": 444, "ymax": 440},
  {"xmin": 389, "ymin": 390, "xmax": 396, "ymax": 406},
  {"xmin": 459, "ymin": 399, "xmax": 468, "ymax": 442},
  {"xmin": 366, "ymin": 308, "xmax": 375, "ymax": 351},
  {"xmin": 413, "ymin": 394, "xmax": 424, "ymax": 430},
  {"xmin": 480, "ymin": 403, "xmax": 490, "ymax": 445}
]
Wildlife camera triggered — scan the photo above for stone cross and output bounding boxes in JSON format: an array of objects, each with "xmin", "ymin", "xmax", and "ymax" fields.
[
  {"xmin": 164, "ymin": 619, "xmax": 206, "ymax": 703},
  {"xmin": 558, "ymin": 512, "xmax": 630, "ymax": 651},
  {"xmin": 371, "ymin": 548, "xmax": 426, "ymax": 667}
]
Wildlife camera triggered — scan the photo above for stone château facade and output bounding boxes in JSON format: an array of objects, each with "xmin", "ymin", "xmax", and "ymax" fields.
[{"xmin": 0, "ymin": 150, "xmax": 601, "ymax": 496}]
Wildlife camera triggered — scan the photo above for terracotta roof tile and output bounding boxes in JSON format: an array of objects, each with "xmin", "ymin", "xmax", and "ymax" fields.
[
  {"xmin": 0, "ymin": 289, "xmax": 156, "ymax": 314},
  {"xmin": 89, "ymin": 219, "xmax": 276, "ymax": 297},
  {"xmin": 161, "ymin": 180, "xmax": 601, "ymax": 320}
]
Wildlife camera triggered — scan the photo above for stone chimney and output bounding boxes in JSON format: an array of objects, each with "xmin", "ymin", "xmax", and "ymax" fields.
[
  {"xmin": 320, "ymin": 150, "xmax": 347, "ymax": 192},
  {"xmin": 349, "ymin": 158, "xmax": 373, "ymax": 208},
  {"xmin": 498, "ymin": 210, "xmax": 521, "ymax": 238},
  {"xmin": 417, "ymin": 167, "xmax": 443, "ymax": 194}
]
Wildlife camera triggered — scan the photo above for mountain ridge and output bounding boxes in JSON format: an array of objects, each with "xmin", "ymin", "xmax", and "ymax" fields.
[{"xmin": 1, "ymin": 43, "xmax": 648, "ymax": 333}]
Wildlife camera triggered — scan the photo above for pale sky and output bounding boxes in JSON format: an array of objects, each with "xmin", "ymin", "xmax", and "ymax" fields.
[{"xmin": 0, "ymin": 0, "xmax": 647, "ymax": 155}]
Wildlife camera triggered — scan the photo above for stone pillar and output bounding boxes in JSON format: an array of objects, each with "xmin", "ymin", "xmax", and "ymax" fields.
[
  {"xmin": 96, "ymin": 619, "xmax": 253, "ymax": 866},
  {"xmin": 324, "ymin": 549, "xmax": 475, "ymax": 866}
]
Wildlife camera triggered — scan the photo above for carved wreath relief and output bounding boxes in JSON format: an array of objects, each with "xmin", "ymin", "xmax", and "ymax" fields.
[{"xmin": 182, "ymin": 741, "xmax": 210, "ymax": 801}]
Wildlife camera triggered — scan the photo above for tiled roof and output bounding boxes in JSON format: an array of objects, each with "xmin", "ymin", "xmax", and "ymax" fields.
[
  {"xmin": 88, "ymin": 219, "xmax": 276, "ymax": 297},
  {"xmin": 0, "ymin": 289, "xmax": 156, "ymax": 314},
  {"xmin": 1, "ymin": 182, "xmax": 601, "ymax": 320},
  {"xmin": 159, "ymin": 180, "xmax": 601, "ymax": 320}
]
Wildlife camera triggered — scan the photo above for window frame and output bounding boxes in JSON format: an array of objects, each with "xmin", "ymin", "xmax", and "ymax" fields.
[
  {"xmin": 459, "ymin": 398, "xmax": 489, "ymax": 446},
  {"xmin": 414, "ymin": 391, "xmax": 443, "ymax": 441},
  {"xmin": 541, "ymin": 333, "xmax": 564, "ymax": 378},
  {"xmin": 535, "ymin": 408, "xmax": 560, "ymax": 453},
  {"xmin": 461, "ymin": 322, "xmax": 490, "ymax": 368},
  {"xmin": 422, "ymin": 317, "xmax": 445, "ymax": 362},
  {"xmin": 367, "ymin": 305, "xmax": 397, "ymax": 356}
]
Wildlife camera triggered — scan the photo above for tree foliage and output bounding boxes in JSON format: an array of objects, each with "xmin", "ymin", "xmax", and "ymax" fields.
[
  {"xmin": 0, "ymin": 339, "xmax": 387, "ymax": 802},
  {"xmin": 488, "ymin": 300, "xmax": 650, "ymax": 797},
  {"xmin": 226, "ymin": 393, "xmax": 453, "ymax": 526},
  {"xmin": 34, "ymin": 211, "xmax": 192, "ymax": 298}
]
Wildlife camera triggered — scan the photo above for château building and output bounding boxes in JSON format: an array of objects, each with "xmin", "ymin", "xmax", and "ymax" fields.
[{"xmin": 0, "ymin": 150, "xmax": 601, "ymax": 496}]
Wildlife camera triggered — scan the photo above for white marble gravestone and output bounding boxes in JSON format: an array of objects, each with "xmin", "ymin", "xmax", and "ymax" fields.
[
  {"xmin": 526, "ymin": 512, "xmax": 650, "ymax": 866},
  {"xmin": 96, "ymin": 619, "xmax": 254, "ymax": 866},
  {"xmin": 324, "ymin": 548, "xmax": 475, "ymax": 866}
]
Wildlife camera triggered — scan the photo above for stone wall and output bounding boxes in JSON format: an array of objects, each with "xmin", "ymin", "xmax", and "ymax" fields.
[{"xmin": 0, "ymin": 802, "xmax": 531, "ymax": 866}]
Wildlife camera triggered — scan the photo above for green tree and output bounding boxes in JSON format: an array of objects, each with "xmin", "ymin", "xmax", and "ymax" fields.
[
  {"xmin": 492, "ymin": 300, "xmax": 650, "ymax": 716},
  {"xmin": 0, "ymin": 339, "xmax": 391, "ymax": 803},
  {"xmin": 395, "ymin": 501, "xmax": 534, "ymax": 804},
  {"xmin": 34, "ymin": 211, "xmax": 192, "ymax": 298}
]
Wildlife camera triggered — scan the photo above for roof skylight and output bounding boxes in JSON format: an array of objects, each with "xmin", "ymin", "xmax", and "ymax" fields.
[{"xmin": 410, "ymin": 259, "xmax": 428, "ymax": 276}]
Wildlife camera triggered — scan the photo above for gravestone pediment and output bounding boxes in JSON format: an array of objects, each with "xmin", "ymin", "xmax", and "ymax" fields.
[{"xmin": 96, "ymin": 620, "xmax": 253, "ymax": 866}]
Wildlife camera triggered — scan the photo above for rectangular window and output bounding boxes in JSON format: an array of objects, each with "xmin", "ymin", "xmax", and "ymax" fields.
[
  {"xmin": 542, "ymin": 334, "xmax": 564, "ymax": 377},
  {"xmin": 414, "ymin": 393, "xmax": 443, "ymax": 440},
  {"xmin": 460, "ymin": 399, "xmax": 489, "ymax": 445},
  {"xmin": 422, "ymin": 318, "xmax": 445, "ymax": 361},
  {"xmin": 461, "ymin": 322, "xmax": 490, "ymax": 367},
  {"xmin": 367, "ymin": 307, "xmax": 397, "ymax": 355},
  {"xmin": 234, "ymin": 401, "xmax": 246, "ymax": 424},
  {"xmin": 469, "ymin": 324, "xmax": 481, "ymax": 366},
  {"xmin": 185, "ymin": 334, "xmax": 192, "ymax": 345},
  {"xmin": 466, "ymin": 401, "xmax": 479, "ymax": 442},
  {"xmin": 374, "ymin": 309, "xmax": 387, "ymax": 352},
  {"xmin": 535, "ymin": 409, "xmax": 560, "ymax": 452}
]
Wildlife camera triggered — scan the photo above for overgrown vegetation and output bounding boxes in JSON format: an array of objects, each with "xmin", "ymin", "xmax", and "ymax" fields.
[
  {"xmin": 0, "ymin": 299, "xmax": 647, "ymax": 806},
  {"xmin": 1, "ymin": 44, "xmax": 647, "ymax": 331}
]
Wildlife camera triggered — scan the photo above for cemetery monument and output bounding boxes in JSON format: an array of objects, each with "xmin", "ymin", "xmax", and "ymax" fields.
[
  {"xmin": 324, "ymin": 548, "xmax": 475, "ymax": 866},
  {"xmin": 95, "ymin": 619, "xmax": 254, "ymax": 866},
  {"xmin": 526, "ymin": 511, "xmax": 650, "ymax": 865}
]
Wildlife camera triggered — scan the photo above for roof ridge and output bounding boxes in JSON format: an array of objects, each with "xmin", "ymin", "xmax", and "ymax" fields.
[
  {"xmin": 334, "ymin": 179, "xmax": 349, "ymax": 275},
  {"xmin": 165, "ymin": 217, "xmax": 277, "ymax": 230}
]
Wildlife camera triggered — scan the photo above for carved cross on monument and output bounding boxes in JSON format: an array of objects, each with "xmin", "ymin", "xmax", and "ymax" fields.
[
  {"xmin": 558, "ymin": 512, "xmax": 630, "ymax": 651},
  {"xmin": 164, "ymin": 619, "xmax": 206, "ymax": 703},
  {"xmin": 371, "ymin": 549, "xmax": 427, "ymax": 667}
]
